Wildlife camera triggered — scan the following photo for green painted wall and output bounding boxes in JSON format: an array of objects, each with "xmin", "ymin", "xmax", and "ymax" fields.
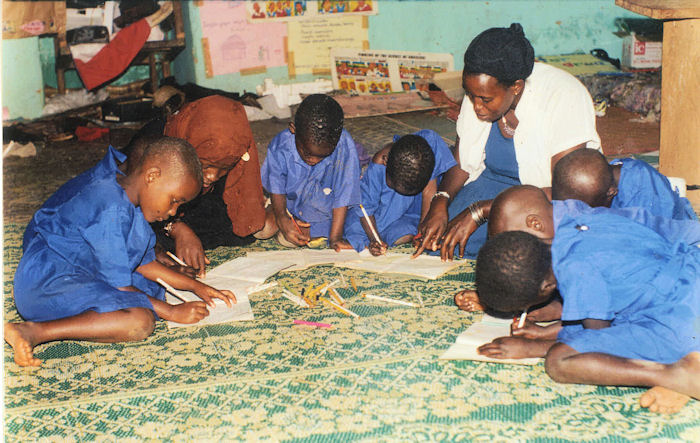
[
  {"xmin": 175, "ymin": 0, "xmax": 643, "ymax": 93},
  {"xmin": 3, "ymin": 1, "xmax": 646, "ymax": 120},
  {"xmin": 2, "ymin": 37, "xmax": 45, "ymax": 120}
]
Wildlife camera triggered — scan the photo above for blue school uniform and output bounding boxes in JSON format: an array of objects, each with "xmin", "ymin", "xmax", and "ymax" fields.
[
  {"xmin": 14, "ymin": 147, "xmax": 164, "ymax": 322},
  {"xmin": 344, "ymin": 129, "xmax": 457, "ymax": 251},
  {"xmin": 261, "ymin": 129, "xmax": 361, "ymax": 239},
  {"xmin": 447, "ymin": 122, "xmax": 520, "ymax": 258},
  {"xmin": 551, "ymin": 200, "xmax": 700, "ymax": 364},
  {"xmin": 612, "ymin": 157, "xmax": 697, "ymax": 220}
]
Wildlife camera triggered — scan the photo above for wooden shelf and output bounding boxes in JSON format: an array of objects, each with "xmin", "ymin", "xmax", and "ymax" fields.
[{"xmin": 615, "ymin": 0, "xmax": 700, "ymax": 19}]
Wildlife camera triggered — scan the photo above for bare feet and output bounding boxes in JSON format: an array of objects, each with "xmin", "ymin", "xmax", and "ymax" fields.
[
  {"xmin": 639, "ymin": 352, "xmax": 700, "ymax": 413},
  {"xmin": 454, "ymin": 289, "xmax": 483, "ymax": 312},
  {"xmin": 4, "ymin": 322, "xmax": 41, "ymax": 367},
  {"xmin": 145, "ymin": 2, "xmax": 173, "ymax": 28},
  {"xmin": 640, "ymin": 387, "xmax": 689, "ymax": 413}
]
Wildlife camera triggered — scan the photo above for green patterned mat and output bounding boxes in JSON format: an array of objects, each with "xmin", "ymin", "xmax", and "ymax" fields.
[{"xmin": 4, "ymin": 223, "xmax": 700, "ymax": 441}]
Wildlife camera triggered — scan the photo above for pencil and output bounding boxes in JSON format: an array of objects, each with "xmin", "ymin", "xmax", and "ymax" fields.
[
  {"xmin": 321, "ymin": 297, "xmax": 359, "ymax": 318},
  {"xmin": 359, "ymin": 204, "xmax": 382, "ymax": 244},
  {"xmin": 156, "ymin": 278, "xmax": 189, "ymax": 303},
  {"xmin": 363, "ymin": 293, "xmax": 419, "ymax": 307},
  {"xmin": 517, "ymin": 311, "xmax": 527, "ymax": 328},
  {"xmin": 166, "ymin": 251, "xmax": 187, "ymax": 267},
  {"xmin": 286, "ymin": 208, "xmax": 304, "ymax": 236},
  {"xmin": 293, "ymin": 319, "xmax": 333, "ymax": 329}
]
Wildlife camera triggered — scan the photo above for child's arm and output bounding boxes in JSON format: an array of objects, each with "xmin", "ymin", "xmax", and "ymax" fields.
[
  {"xmin": 477, "ymin": 336, "xmax": 556, "ymax": 359},
  {"xmin": 329, "ymin": 206, "xmax": 354, "ymax": 252},
  {"xmin": 137, "ymin": 260, "xmax": 236, "ymax": 307},
  {"xmin": 168, "ymin": 220, "xmax": 209, "ymax": 278},
  {"xmin": 512, "ymin": 321, "xmax": 562, "ymax": 340},
  {"xmin": 359, "ymin": 212, "xmax": 388, "ymax": 256},
  {"xmin": 270, "ymin": 193, "xmax": 310, "ymax": 246},
  {"xmin": 148, "ymin": 295, "xmax": 210, "ymax": 324}
]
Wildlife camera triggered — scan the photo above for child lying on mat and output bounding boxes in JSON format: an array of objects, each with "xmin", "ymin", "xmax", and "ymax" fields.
[
  {"xmin": 552, "ymin": 148, "xmax": 697, "ymax": 221},
  {"xmin": 261, "ymin": 94, "xmax": 361, "ymax": 251},
  {"xmin": 344, "ymin": 130, "xmax": 456, "ymax": 256},
  {"xmin": 5, "ymin": 137, "xmax": 235, "ymax": 367},
  {"xmin": 455, "ymin": 148, "xmax": 698, "ymax": 312},
  {"xmin": 472, "ymin": 185, "xmax": 700, "ymax": 414}
]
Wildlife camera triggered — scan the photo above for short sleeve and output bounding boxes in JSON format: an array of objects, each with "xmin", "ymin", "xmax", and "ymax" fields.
[
  {"xmin": 360, "ymin": 162, "xmax": 385, "ymax": 216},
  {"xmin": 261, "ymin": 131, "xmax": 291, "ymax": 195},
  {"xmin": 80, "ymin": 207, "xmax": 134, "ymax": 288},
  {"xmin": 331, "ymin": 130, "xmax": 361, "ymax": 208},
  {"xmin": 557, "ymin": 258, "xmax": 615, "ymax": 322},
  {"xmin": 541, "ymin": 75, "xmax": 599, "ymax": 157}
]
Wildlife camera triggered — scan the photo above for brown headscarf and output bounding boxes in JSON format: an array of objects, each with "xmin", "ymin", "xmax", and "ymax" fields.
[{"xmin": 164, "ymin": 95, "xmax": 266, "ymax": 237}]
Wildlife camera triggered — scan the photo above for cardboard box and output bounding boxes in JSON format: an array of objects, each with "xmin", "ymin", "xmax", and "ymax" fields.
[{"xmin": 621, "ymin": 33, "xmax": 661, "ymax": 69}]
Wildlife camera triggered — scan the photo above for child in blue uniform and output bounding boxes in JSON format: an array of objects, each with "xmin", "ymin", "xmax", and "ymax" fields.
[
  {"xmin": 261, "ymin": 94, "xmax": 361, "ymax": 251},
  {"xmin": 344, "ymin": 130, "xmax": 456, "ymax": 255},
  {"xmin": 6, "ymin": 138, "xmax": 236, "ymax": 367},
  {"xmin": 552, "ymin": 148, "xmax": 697, "ymax": 220},
  {"xmin": 474, "ymin": 185, "xmax": 700, "ymax": 414}
]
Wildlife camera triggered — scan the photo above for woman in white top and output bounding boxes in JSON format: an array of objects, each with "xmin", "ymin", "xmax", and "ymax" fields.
[{"xmin": 414, "ymin": 23, "xmax": 601, "ymax": 261}]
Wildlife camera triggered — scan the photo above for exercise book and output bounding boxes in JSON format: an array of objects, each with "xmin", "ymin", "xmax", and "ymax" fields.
[{"xmin": 439, "ymin": 314, "xmax": 542, "ymax": 365}]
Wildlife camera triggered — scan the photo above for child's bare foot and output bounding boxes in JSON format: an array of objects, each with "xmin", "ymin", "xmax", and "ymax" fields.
[
  {"xmin": 639, "ymin": 387, "xmax": 689, "ymax": 413},
  {"xmin": 4, "ymin": 322, "xmax": 41, "ymax": 367},
  {"xmin": 640, "ymin": 352, "xmax": 700, "ymax": 413},
  {"xmin": 454, "ymin": 289, "xmax": 483, "ymax": 311},
  {"xmin": 145, "ymin": 2, "xmax": 173, "ymax": 28}
]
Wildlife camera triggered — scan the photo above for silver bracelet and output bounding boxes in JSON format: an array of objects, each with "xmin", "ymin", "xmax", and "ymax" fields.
[
  {"xmin": 432, "ymin": 191, "xmax": 450, "ymax": 201},
  {"xmin": 467, "ymin": 203, "xmax": 487, "ymax": 227}
]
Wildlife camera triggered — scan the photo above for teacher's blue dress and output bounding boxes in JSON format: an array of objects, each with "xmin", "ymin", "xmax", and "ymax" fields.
[
  {"xmin": 344, "ymin": 129, "xmax": 457, "ymax": 251},
  {"xmin": 552, "ymin": 200, "xmax": 700, "ymax": 364},
  {"xmin": 447, "ymin": 122, "xmax": 521, "ymax": 258},
  {"xmin": 14, "ymin": 147, "xmax": 164, "ymax": 322}
]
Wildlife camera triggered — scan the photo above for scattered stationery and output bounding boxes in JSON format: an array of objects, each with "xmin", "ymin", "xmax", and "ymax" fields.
[
  {"xmin": 293, "ymin": 319, "xmax": 333, "ymax": 329},
  {"xmin": 363, "ymin": 293, "xmax": 419, "ymax": 307},
  {"xmin": 439, "ymin": 314, "xmax": 542, "ymax": 365}
]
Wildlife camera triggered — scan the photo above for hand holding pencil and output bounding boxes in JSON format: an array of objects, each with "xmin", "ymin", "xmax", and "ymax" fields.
[
  {"xmin": 283, "ymin": 208, "xmax": 311, "ymax": 246},
  {"xmin": 359, "ymin": 204, "xmax": 387, "ymax": 256}
]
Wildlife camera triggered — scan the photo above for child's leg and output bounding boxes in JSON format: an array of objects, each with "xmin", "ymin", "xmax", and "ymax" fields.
[
  {"xmin": 4, "ymin": 307, "xmax": 155, "ymax": 367},
  {"xmin": 254, "ymin": 204, "xmax": 279, "ymax": 239},
  {"xmin": 545, "ymin": 343, "xmax": 700, "ymax": 413}
]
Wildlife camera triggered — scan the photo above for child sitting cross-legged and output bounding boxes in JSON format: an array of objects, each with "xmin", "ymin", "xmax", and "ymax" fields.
[
  {"xmin": 261, "ymin": 94, "xmax": 361, "ymax": 251},
  {"xmin": 472, "ymin": 185, "xmax": 700, "ymax": 414},
  {"xmin": 5, "ymin": 137, "xmax": 236, "ymax": 367},
  {"xmin": 344, "ymin": 130, "xmax": 456, "ymax": 255}
]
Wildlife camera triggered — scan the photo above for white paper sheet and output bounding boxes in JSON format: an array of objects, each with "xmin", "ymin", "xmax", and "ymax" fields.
[{"xmin": 439, "ymin": 315, "xmax": 542, "ymax": 365}]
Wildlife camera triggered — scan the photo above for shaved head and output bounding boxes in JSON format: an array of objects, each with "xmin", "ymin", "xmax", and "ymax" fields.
[
  {"xmin": 552, "ymin": 148, "xmax": 616, "ymax": 207},
  {"xmin": 488, "ymin": 185, "xmax": 553, "ymax": 239}
]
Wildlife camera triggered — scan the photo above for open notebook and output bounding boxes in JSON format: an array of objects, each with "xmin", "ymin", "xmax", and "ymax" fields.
[
  {"xmin": 163, "ymin": 256, "xmax": 293, "ymax": 328},
  {"xmin": 439, "ymin": 314, "xmax": 542, "ymax": 365},
  {"xmin": 244, "ymin": 249, "xmax": 460, "ymax": 280}
]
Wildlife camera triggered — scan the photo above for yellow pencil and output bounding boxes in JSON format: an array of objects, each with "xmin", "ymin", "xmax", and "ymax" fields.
[{"xmin": 321, "ymin": 297, "xmax": 359, "ymax": 318}]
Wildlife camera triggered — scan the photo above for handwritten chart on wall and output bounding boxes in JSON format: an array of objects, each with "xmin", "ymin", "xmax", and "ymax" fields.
[
  {"xmin": 199, "ymin": 1, "xmax": 287, "ymax": 77},
  {"xmin": 287, "ymin": 15, "xmax": 368, "ymax": 76}
]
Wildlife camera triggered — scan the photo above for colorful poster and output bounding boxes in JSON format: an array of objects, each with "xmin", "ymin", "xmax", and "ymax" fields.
[
  {"xmin": 199, "ymin": 1, "xmax": 287, "ymax": 76},
  {"xmin": 246, "ymin": 0, "xmax": 376, "ymax": 22},
  {"xmin": 331, "ymin": 48, "xmax": 454, "ymax": 95},
  {"xmin": 287, "ymin": 16, "xmax": 367, "ymax": 76}
]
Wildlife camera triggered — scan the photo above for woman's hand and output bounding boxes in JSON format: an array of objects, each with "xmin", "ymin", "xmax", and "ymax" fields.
[
  {"xmin": 168, "ymin": 301, "xmax": 209, "ymax": 324},
  {"xmin": 171, "ymin": 222, "xmax": 209, "ymax": 277},
  {"xmin": 439, "ymin": 210, "xmax": 478, "ymax": 261},
  {"xmin": 368, "ymin": 239, "xmax": 388, "ymax": 256},
  {"xmin": 412, "ymin": 200, "xmax": 448, "ymax": 257}
]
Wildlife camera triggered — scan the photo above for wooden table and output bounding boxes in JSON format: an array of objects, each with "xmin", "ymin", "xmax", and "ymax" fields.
[{"xmin": 615, "ymin": 0, "xmax": 700, "ymax": 184}]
